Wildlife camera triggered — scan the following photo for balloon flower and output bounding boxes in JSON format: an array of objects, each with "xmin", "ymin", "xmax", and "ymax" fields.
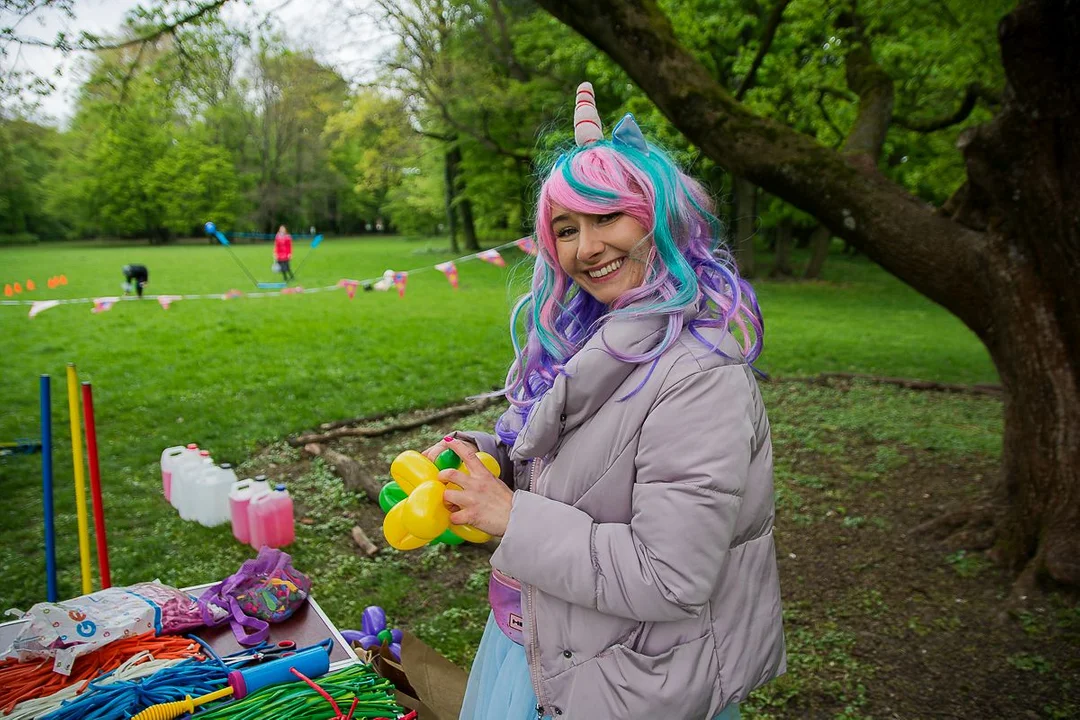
[
  {"xmin": 341, "ymin": 606, "xmax": 403, "ymax": 661},
  {"xmin": 380, "ymin": 449, "xmax": 498, "ymax": 550}
]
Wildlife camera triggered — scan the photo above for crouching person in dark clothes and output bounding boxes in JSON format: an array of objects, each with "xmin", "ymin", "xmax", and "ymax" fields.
[{"xmin": 122, "ymin": 264, "xmax": 149, "ymax": 297}]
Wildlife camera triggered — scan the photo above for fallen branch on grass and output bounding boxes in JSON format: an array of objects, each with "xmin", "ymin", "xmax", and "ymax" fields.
[
  {"xmin": 351, "ymin": 526, "xmax": 380, "ymax": 557},
  {"xmin": 289, "ymin": 397, "xmax": 500, "ymax": 446},
  {"xmin": 303, "ymin": 443, "xmax": 383, "ymax": 503},
  {"xmin": 771, "ymin": 372, "xmax": 1003, "ymax": 397}
]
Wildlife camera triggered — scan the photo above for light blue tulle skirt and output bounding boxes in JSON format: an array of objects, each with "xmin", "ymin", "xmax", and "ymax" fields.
[{"xmin": 461, "ymin": 612, "xmax": 740, "ymax": 720}]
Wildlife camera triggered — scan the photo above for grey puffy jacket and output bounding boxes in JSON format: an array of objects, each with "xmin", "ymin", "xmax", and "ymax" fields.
[{"xmin": 463, "ymin": 310, "xmax": 785, "ymax": 719}]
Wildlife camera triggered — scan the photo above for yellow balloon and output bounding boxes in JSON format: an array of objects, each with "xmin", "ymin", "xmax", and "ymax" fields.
[
  {"xmin": 391, "ymin": 450, "xmax": 440, "ymax": 494},
  {"xmin": 402, "ymin": 481, "xmax": 452, "ymax": 537},
  {"xmin": 381, "ymin": 449, "xmax": 498, "ymax": 550},
  {"xmin": 383, "ymin": 502, "xmax": 429, "ymax": 550}
]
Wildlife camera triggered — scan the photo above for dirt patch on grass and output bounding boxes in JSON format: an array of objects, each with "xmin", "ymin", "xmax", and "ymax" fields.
[{"xmin": 242, "ymin": 400, "xmax": 1078, "ymax": 718}]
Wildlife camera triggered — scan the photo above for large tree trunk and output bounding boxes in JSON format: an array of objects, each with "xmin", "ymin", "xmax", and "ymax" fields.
[
  {"xmin": 803, "ymin": 225, "xmax": 831, "ymax": 279},
  {"xmin": 770, "ymin": 217, "xmax": 794, "ymax": 278},
  {"xmin": 534, "ymin": 0, "xmax": 1080, "ymax": 586},
  {"xmin": 447, "ymin": 144, "xmax": 479, "ymax": 251},
  {"xmin": 733, "ymin": 176, "xmax": 757, "ymax": 277},
  {"xmin": 444, "ymin": 148, "xmax": 460, "ymax": 253},
  {"xmin": 952, "ymin": 1, "xmax": 1080, "ymax": 585}
]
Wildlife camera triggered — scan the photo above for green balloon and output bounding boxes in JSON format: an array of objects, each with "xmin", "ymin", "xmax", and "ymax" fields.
[
  {"xmin": 435, "ymin": 528, "xmax": 465, "ymax": 545},
  {"xmin": 377, "ymin": 629, "xmax": 393, "ymax": 644},
  {"xmin": 378, "ymin": 481, "xmax": 407, "ymax": 514},
  {"xmin": 434, "ymin": 448, "xmax": 461, "ymax": 471}
]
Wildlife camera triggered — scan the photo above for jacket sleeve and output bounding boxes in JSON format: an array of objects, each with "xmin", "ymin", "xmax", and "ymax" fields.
[
  {"xmin": 491, "ymin": 364, "xmax": 753, "ymax": 622},
  {"xmin": 452, "ymin": 430, "xmax": 516, "ymax": 490}
]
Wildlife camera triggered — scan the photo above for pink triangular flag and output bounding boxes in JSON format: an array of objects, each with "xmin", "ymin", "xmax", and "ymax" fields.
[
  {"xmin": 515, "ymin": 237, "xmax": 537, "ymax": 256},
  {"xmin": 157, "ymin": 295, "xmax": 181, "ymax": 310},
  {"xmin": 338, "ymin": 279, "xmax": 360, "ymax": 299},
  {"xmin": 281, "ymin": 285, "xmax": 304, "ymax": 295},
  {"xmin": 29, "ymin": 300, "xmax": 61, "ymax": 319},
  {"xmin": 222, "ymin": 289, "xmax": 244, "ymax": 300},
  {"xmin": 435, "ymin": 262, "xmax": 459, "ymax": 289},
  {"xmin": 478, "ymin": 249, "xmax": 506, "ymax": 267},
  {"xmin": 393, "ymin": 271, "xmax": 408, "ymax": 298},
  {"xmin": 92, "ymin": 297, "xmax": 119, "ymax": 313}
]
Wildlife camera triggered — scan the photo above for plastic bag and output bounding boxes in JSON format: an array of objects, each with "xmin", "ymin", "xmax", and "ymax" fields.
[
  {"xmin": 197, "ymin": 547, "xmax": 310, "ymax": 646},
  {"xmin": 1, "ymin": 582, "xmax": 206, "ymax": 675},
  {"xmin": 271, "ymin": 262, "xmax": 281, "ymax": 273}
]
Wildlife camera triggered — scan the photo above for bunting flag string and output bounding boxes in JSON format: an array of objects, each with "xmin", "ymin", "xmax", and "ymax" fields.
[{"xmin": 2, "ymin": 236, "xmax": 535, "ymax": 317}]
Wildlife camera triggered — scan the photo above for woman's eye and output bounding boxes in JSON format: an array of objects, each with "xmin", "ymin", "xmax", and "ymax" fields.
[
  {"xmin": 556, "ymin": 226, "xmax": 578, "ymax": 240},
  {"xmin": 598, "ymin": 212, "xmax": 622, "ymax": 224}
]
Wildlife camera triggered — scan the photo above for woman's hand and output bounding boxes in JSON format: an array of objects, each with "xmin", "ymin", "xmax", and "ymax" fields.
[
  {"xmin": 420, "ymin": 433, "xmax": 476, "ymax": 463},
  {"xmin": 440, "ymin": 437, "xmax": 514, "ymax": 537}
]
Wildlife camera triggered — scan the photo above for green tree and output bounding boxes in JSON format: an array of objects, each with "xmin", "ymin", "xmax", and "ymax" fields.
[{"xmin": 535, "ymin": 0, "xmax": 1080, "ymax": 589}]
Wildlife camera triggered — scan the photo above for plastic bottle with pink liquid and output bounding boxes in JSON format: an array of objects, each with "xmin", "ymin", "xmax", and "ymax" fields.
[
  {"xmin": 248, "ymin": 483, "xmax": 295, "ymax": 549},
  {"xmin": 229, "ymin": 475, "xmax": 270, "ymax": 544}
]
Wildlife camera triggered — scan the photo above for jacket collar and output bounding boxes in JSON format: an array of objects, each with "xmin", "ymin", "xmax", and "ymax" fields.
[{"xmin": 510, "ymin": 308, "xmax": 683, "ymax": 460}]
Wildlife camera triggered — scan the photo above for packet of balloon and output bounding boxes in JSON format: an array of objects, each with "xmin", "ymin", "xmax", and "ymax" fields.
[
  {"xmin": 1, "ymin": 581, "xmax": 205, "ymax": 675},
  {"xmin": 361, "ymin": 631, "xmax": 468, "ymax": 720},
  {"xmin": 271, "ymin": 262, "xmax": 281, "ymax": 273}
]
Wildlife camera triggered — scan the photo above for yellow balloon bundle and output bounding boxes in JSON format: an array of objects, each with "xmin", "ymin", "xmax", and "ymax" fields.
[{"xmin": 381, "ymin": 449, "xmax": 499, "ymax": 550}]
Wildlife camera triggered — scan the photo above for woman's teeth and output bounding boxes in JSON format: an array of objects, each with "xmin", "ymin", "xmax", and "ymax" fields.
[{"xmin": 587, "ymin": 258, "xmax": 624, "ymax": 278}]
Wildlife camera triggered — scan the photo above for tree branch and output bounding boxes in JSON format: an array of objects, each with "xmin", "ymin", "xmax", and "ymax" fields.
[
  {"xmin": 5, "ymin": 0, "xmax": 232, "ymax": 52},
  {"xmin": 532, "ymin": 0, "xmax": 991, "ymax": 337},
  {"xmin": 893, "ymin": 82, "xmax": 1001, "ymax": 132},
  {"xmin": 734, "ymin": 0, "xmax": 792, "ymax": 101}
]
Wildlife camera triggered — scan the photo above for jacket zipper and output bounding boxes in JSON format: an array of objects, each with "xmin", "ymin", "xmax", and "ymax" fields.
[{"xmin": 526, "ymin": 456, "xmax": 547, "ymax": 717}]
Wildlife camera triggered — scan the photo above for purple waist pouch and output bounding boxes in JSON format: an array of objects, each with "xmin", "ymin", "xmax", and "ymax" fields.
[{"xmin": 489, "ymin": 570, "xmax": 524, "ymax": 645}]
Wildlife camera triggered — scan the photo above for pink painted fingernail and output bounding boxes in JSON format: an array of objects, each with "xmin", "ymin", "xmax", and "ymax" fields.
[{"xmin": 443, "ymin": 435, "xmax": 454, "ymax": 442}]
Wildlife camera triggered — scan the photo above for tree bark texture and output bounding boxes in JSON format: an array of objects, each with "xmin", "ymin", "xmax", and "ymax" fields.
[
  {"xmin": 770, "ymin": 217, "xmax": 794, "ymax": 278},
  {"xmin": 448, "ymin": 145, "xmax": 480, "ymax": 251},
  {"xmin": 733, "ymin": 176, "xmax": 758, "ymax": 278},
  {"xmin": 444, "ymin": 147, "xmax": 460, "ymax": 253},
  {"xmin": 534, "ymin": 0, "xmax": 1080, "ymax": 586},
  {"xmin": 803, "ymin": 225, "xmax": 831, "ymax": 279}
]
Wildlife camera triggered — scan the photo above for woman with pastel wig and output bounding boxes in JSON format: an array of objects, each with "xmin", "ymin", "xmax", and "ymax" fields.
[{"xmin": 425, "ymin": 82, "xmax": 785, "ymax": 720}]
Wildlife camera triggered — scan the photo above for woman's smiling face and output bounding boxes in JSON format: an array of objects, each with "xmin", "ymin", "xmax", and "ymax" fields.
[{"xmin": 550, "ymin": 204, "xmax": 651, "ymax": 305}]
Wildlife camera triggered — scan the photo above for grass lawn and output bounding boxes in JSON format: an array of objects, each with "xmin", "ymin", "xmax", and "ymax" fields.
[{"xmin": 0, "ymin": 236, "xmax": 1035, "ymax": 717}]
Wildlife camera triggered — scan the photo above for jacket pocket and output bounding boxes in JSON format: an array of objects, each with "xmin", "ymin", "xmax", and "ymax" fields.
[{"xmin": 548, "ymin": 632, "xmax": 720, "ymax": 719}]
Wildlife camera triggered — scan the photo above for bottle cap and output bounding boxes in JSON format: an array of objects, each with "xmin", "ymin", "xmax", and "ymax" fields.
[
  {"xmin": 220, "ymin": 463, "xmax": 232, "ymax": 469},
  {"xmin": 200, "ymin": 450, "xmax": 211, "ymax": 457},
  {"xmin": 255, "ymin": 474, "xmax": 268, "ymax": 482},
  {"xmin": 187, "ymin": 443, "xmax": 198, "ymax": 449},
  {"xmin": 275, "ymin": 483, "xmax": 286, "ymax": 491}
]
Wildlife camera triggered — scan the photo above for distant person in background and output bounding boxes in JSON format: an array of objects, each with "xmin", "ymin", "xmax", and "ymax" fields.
[
  {"xmin": 274, "ymin": 225, "xmax": 294, "ymax": 282},
  {"xmin": 122, "ymin": 264, "xmax": 149, "ymax": 298}
]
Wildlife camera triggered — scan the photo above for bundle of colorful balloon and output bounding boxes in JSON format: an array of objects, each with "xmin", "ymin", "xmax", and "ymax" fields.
[{"xmin": 379, "ymin": 448, "xmax": 499, "ymax": 550}]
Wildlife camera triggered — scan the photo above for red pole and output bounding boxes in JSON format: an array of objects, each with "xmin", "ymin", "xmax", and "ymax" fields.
[{"xmin": 81, "ymin": 382, "xmax": 111, "ymax": 588}]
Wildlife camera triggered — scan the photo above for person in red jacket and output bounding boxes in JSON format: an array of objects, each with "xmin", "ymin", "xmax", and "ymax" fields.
[{"xmin": 274, "ymin": 225, "xmax": 294, "ymax": 282}]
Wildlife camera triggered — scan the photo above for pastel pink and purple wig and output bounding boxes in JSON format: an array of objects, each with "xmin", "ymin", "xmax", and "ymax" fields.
[{"xmin": 495, "ymin": 134, "xmax": 764, "ymax": 446}]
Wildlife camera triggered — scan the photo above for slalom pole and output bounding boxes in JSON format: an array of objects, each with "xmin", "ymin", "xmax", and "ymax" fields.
[
  {"xmin": 65, "ymin": 364, "xmax": 93, "ymax": 595},
  {"xmin": 290, "ymin": 234, "xmax": 324, "ymax": 279},
  {"xmin": 41, "ymin": 374, "xmax": 58, "ymax": 602},
  {"xmin": 81, "ymin": 381, "xmax": 111, "ymax": 588},
  {"xmin": 213, "ymin": 230, "xmax": 262, "ymax": 288}
]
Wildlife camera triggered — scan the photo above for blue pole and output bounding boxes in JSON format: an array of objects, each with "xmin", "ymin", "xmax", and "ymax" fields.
[{"xmin": 41, "ymin": 374, "xmax": 58, "ymax": 602}]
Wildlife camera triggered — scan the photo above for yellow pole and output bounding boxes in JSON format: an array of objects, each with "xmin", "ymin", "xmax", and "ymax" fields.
[{"xmin": 66, "ymin": 363, "xmax": 93, "ymax": 595}]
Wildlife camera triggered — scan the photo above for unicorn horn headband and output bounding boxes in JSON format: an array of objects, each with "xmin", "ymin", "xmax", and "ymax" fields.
[{"xmin": 572, "ymin": 81, "xmax": 649, "ymax": 154}]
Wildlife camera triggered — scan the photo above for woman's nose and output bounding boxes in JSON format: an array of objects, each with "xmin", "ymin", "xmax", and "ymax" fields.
[{"xmin": 577, "ymin": 225, "xmax": 605, "ymax": 263}]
